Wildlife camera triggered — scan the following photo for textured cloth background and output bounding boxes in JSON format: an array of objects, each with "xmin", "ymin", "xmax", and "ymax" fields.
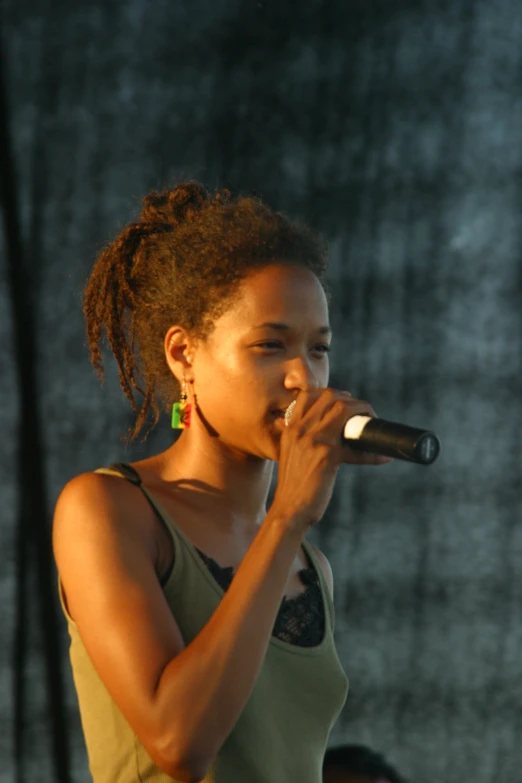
[{"xmin": 1, "ymin": 1, "xmax": 522, "ymax": 782}]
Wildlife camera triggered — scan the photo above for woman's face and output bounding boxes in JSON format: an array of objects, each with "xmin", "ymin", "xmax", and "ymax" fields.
[{"xmin": 189, "ymin": 263, "xmax": 331, "ymax": 461}]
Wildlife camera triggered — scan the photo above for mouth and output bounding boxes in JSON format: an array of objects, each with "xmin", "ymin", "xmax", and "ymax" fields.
[{"xmin": 270, "ymin": 402, "xmax": 296, "ymax": 424}]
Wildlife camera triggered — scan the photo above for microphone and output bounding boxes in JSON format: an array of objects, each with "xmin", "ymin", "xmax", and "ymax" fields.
[
  {"xmin": 284, "ymin": 402, "xmax": 441, "ymax": 465},
  {"xmin": 342, "ymin": 415, "xmax": 440, "ymax": 465}
]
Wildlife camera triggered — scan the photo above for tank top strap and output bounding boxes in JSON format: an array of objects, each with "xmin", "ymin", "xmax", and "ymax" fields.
[
  {"xmin": 108, "ymin": 462, "xmax": 141, "ymax": 487},
  {"xmin": 104, "ymin": 462, "xmax": 143, "ymax": 484},
  {"xmin": 94, "ymin": 462, "xmax": 192, "ymax": 553}
]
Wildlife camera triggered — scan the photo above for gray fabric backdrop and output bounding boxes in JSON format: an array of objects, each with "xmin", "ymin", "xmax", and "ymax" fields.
[{"xmin": 1, "ymin": 1, "xmax": 521, "ymax": 781}]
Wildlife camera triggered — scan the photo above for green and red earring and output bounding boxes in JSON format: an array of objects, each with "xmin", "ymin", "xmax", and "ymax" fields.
[{"xmin": 171, "ymin": 377, "xmax": 192, "ymax": 429}]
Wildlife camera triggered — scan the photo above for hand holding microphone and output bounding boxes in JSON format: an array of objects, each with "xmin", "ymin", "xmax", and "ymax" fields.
[
  {"xmin": 271, "ymin": 389, "xmax": 393, "ymax": 531},
  {"xmin": 271, "ymin": 388, "xmax": 440, "ymax": 533},
  {"xmin": 284, "ymin": 394, "xmax": 440, "ymax": 465}
]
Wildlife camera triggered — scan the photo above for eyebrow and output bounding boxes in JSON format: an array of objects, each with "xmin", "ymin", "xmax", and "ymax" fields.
[{"xmin": 252, "ymin": 321, "xmax": 332, "ymax": 335}]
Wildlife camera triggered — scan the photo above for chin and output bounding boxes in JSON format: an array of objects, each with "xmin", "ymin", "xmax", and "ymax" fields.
[
  {"xmin": 244, "ymin": 418, "xmax": 284, "ymax": 462},
  {"xmin": 261, "ymin": 431, "xmax": 283, "ymax": 462}
]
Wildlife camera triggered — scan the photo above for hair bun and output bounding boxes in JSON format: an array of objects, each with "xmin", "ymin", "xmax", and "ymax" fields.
[{"xmin": 140, "ymin": 183, "xmax": 211, "ymax": 226}]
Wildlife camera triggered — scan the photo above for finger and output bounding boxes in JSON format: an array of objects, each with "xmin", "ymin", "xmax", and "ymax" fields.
[
  {"xmin": 285, "ymin": 389, "xmax": 365, "ymax": 428},
  {"xmin": 301, "ymin": 389, "xmax": 352, "ymax": 428},
  {"xmin": 284, "ymin": 389, "xmax": 318, "ymax": 425},
  {"xmin": 284, "ymin": 388, "xmax": 332, "ymax": 427},
  {"xmin": 311, "ymin": 400, "xmax": 389, "ymax": 463},
  {"xmin": 306, "ymin": 397, "xmax": 355, "ymax": 446}
]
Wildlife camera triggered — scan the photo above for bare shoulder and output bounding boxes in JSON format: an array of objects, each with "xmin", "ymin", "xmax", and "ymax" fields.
[
  {"xmin": 54, "ymin": 470, "xmax": 119, "ymax": 517},
  {"xmin": 54, "ymin": 468, "xmax": 138, "ymax": 510},
  {"xmin": 53, "ymin": 470, "xmax": 152, "ymax": 554},
  {"xmin": 307, "ymin": 542, "xmax": 334, "ymax": 599}
]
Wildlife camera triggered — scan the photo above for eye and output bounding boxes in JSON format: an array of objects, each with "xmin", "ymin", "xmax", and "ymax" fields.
[
  {"xmin": 313, "ymin": 344, "xmax": 331, "ymax": 355},
  {"xmin": 254, "ymin": 341, "xmax": 331, "ymax": 354},
  {"xmin": 255, "ymin": 341, "xmax": 283, "ymax": 350}
]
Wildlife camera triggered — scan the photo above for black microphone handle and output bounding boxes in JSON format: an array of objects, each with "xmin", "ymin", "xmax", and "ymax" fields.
[{"xmin": 343, "ymin": 415, "xmax": 441, "ymax": 465}]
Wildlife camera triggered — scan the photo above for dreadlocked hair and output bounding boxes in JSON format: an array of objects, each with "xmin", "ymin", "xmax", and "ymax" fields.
[{"xmin": 83, "ymin": 181, "xmax": 329, "ymax": 441}]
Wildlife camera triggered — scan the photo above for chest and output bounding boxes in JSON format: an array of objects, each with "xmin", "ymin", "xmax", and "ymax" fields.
[{"xmin": 147, "ymin": 492, "xmax": 314, "ymax": 601}]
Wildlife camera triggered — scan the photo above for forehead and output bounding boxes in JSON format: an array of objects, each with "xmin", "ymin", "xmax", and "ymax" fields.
[{"xmin": 221, "ymin": 264, "xmax": 329, "ymax": 326}]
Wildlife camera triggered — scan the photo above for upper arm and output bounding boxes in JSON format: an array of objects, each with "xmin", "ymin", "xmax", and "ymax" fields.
[
  {"xmin": 52, "ymin": 472, "xmax": 186, "ymax": 769},
  {"xmin": 308, "ymin": 543, "xmax": 334, "ymax": 599}
]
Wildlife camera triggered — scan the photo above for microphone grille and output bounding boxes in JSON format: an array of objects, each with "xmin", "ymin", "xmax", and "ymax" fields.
[{"xmin": 284, "ymin": 400, "xmax": 297, "ymax": 427}]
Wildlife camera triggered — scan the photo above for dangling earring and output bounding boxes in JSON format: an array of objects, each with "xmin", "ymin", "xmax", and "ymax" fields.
[{"xmin": 171, "ymin": 377, "xmax": 192, "ymax": 429}]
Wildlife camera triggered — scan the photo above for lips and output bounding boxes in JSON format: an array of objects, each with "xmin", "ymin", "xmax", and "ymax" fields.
[{"xmin": 270, "ymin": 401, "xmax": 297, "ymax": 423}]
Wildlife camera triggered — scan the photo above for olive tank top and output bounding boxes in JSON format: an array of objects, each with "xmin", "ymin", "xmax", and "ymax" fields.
[{"xmin": 58, "ymin": 464, "xmax": 349, "ymax": 783}]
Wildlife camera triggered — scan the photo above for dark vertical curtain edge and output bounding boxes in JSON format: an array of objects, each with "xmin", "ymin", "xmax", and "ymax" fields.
[{"xmin": 0, "ymin": 21, "xmax": 71, "ymax": 783}]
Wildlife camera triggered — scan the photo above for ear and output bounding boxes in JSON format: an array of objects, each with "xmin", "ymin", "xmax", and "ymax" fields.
[{"xmin": 164, "ymin": 325, "xmax": 197, "ymax": 384}]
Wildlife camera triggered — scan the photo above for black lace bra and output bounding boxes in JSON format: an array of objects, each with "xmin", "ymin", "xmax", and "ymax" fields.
[
  {"xmin": 194, "ymin": 546, "xmax": 325, "ymax": 647},
  {"xmin": 110, "ymin": 463, "xmax": 325, "ymax": 648}
]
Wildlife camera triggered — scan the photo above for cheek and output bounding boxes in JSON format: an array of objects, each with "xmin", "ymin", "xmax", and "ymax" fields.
[
  {"xmin": 314, "ymin": 359, "xmax": 329, "ymax": 389},
  {"xmin": 193, "ymin": 352, "xmax": 262, "ymax": 406}
]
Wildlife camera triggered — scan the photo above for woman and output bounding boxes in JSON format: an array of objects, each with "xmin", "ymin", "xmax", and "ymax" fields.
[{"xmin": 53, "ymin": 183, "xmax": 390, "ymax": 783}]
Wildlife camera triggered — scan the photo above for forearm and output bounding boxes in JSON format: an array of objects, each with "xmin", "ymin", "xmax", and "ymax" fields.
[{"xmin": 153, "ymin": 510, "xmax": 304, "ymax": 776}]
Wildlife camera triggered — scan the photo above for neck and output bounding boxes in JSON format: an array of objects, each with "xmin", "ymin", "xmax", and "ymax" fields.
[{"xmin": 156, "ymin": 430, "xmax": 275, "ymax": 527}]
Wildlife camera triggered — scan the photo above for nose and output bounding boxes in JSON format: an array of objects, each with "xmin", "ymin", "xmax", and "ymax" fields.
[{"xmin": 283, "ymin": 355, "xmax": 320, "ymax": 392}]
